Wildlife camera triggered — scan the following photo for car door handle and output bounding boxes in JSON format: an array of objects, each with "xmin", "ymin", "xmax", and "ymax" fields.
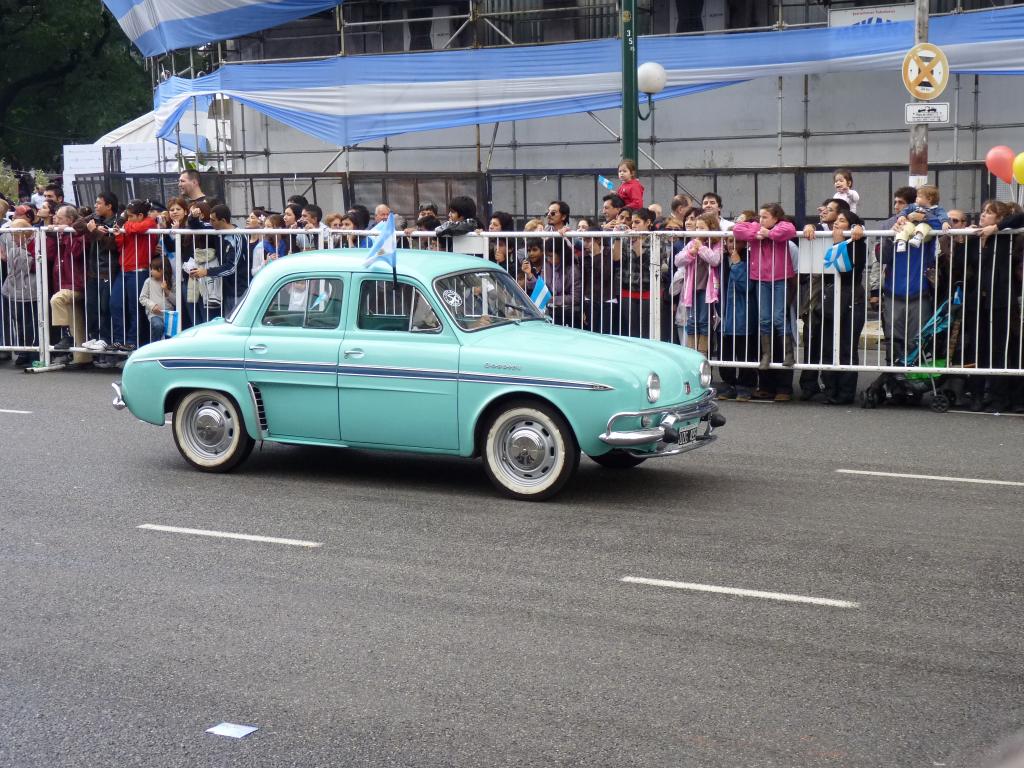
[
  {"xmin": 343, "ymin": 348, "xmax": 364, "ymax": 359},
  {"xmin": 248, "ymin": 344, "xmax": 267, "ymax": 353}
]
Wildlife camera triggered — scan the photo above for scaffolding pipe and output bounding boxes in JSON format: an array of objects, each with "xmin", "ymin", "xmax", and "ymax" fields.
[
  {"xmin": 586, "ymin": 110, "xmax": 664, "ymax": 170},
  {"xmin": 777, "ymin": 75, "xmax": 784, "ymax": 200},
  {"xmin": 240, "ymin": 103, "xmax": 248, "ymax": 175},
  {"xmin": 200, "ymin": 113, "xmax": 1024, "ymax": 164},
  {"xmin": 485, "ymin": 122, "xmax": 501, "ymax": 172},
  {"xmin": 802, "ymin": 74, "xmax": 809, "ymax": 167}
]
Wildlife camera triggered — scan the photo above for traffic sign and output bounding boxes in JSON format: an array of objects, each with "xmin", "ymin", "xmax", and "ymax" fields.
[
  {"xmin": 902, "ymin": 43, "xmax": 949, "ymax": 100},
  {"xmin": 905, "ymin": 102, "xmax": 949, "ymax": 124}
]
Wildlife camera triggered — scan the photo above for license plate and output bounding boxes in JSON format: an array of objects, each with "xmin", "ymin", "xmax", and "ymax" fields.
[{"xmin": 677, "ymin": 427, "xmax": 698, "ymax": 445}]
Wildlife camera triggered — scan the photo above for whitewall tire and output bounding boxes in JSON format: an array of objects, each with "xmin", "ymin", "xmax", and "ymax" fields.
[
  {"xmin": 172, "ymin": 390, "xmax": 255, "ymax": 472},
  {"xmin": 482, "ymin": 401, "xmax": 579, "ymax": 501}
]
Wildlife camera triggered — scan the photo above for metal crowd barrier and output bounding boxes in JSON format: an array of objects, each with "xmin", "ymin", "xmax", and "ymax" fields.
[{"xmin": 2, "ymin": 223, "xmax": 1021, "ymax": 390}]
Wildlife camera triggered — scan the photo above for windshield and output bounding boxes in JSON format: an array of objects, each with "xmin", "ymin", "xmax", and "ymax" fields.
[{"xmin": 434, "ymin": 269, "xmax": 547, "ymax": 331}]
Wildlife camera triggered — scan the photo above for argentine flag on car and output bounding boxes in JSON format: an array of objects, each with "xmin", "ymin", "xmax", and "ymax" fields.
[
  {"xmin": 364, "ymin": 213, "xmax": 397, "ymax": 269},
  {"xmin": 530, "ymin": 275, "xmax": 552, "ymax": 311}
]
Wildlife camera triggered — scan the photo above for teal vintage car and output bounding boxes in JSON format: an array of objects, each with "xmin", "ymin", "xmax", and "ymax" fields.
[{"xmin": 113, "ymin": 249, "xmax": 723, "ymax": 500}]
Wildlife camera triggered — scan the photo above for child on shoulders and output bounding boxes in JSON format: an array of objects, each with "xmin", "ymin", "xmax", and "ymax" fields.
[
  {"xmin": 832, "ymin": 168, "xmax": 859, "ymax": 213},
  {"xmin": 616, "ymin": 159, "xmax": 644, "ymax": 210},
  {"xmin": 894, "ymin": 184, "xmax": 948, "ymax": 253}
]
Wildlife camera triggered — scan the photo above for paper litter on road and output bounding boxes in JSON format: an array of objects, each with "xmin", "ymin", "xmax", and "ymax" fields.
[{"xmin": 206, "ymin": 722, "xmax": 258, "ymax": 739}]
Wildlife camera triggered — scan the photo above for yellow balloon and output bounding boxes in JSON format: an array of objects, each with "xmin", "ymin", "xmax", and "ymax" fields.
[{"xmin": 1014, "ymin": 152, "xmax": 1024, "ymax": 185}]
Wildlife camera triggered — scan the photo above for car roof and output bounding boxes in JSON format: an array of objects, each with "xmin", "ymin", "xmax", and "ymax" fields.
[{"xmin": 262, "ymin": 249, "xmax": 500, "ymax": 283}]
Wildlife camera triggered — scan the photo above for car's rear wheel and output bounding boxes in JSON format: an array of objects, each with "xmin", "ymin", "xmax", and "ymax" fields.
[
  {"xmin": 590, "ymin": 451, "xmax": 647, "ymax": 469},
  {"xmin": 172, "ymin": 389, "xmax": 254, "ymax": 472},
  {"xmin": 482, "ymin": 401, "xmax": 579, "ymax": 501}
]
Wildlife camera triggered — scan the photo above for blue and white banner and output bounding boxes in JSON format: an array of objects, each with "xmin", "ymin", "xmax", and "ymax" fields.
[
  {"xmin": 152, "ymin": 7, "xmax": 1024, "ymax": 147},
  {"xmin": 530, "ymin": 276, "xmax": 552, "ymax": 311},
  {"xmin": 103, "ymin": 0, "xmax": 341, "ymax": 58}
]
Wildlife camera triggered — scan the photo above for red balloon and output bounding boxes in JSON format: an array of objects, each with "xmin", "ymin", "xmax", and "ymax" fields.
[{"xmin": 985, "ymin": 145, "xmax": 1016, "ymax": 184}]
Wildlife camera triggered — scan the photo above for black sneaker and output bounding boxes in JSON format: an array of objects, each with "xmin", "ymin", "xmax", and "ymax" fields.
[{"xmin": 53, "ymin": 336, "xmax": 73, "ymax": 351}]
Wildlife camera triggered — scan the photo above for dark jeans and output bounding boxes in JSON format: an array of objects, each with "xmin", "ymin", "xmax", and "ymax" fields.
[
  {"xmin": 620, "ymin": 296, "xmax": 651, "ymax": 339},
  {"xmin": 9, "ymin": 299, "xmax": 38, "ymax": 349},
  {"xmin": 110, "ymin": 269, "xmax": 149, "ymax": 346},
  {"xmin": 754, "ymin": 287, "xmax": 793, "ymax": 395},
  {"xmin": 820, "ymin": 297, "xmax": 867, "ymax": 401},
  {"xmin": 85, "ymin": 276, "xmax": 113, "ymax": 342},
  {"xmin": 590, "ymin": 301, "xmax": 621, "ymax": 335}
]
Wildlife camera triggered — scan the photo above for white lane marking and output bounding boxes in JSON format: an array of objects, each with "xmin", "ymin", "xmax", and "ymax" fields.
[
  {"xmin": 836, "ymin": 469, "xmax": 1024, "ymax": 488},
  {"xmin": 948, "ymin": 409, "xmax": 1024, "ymax": 418},
  {"xmin": 0, "ymin": 408, "xmax": 32, "ymax": 414},
  {"xmin": 137, "ymin": 524, "xmax": 323, "ymax": 548},
  {"xmin": 621, "ymin": 576, "xmax": 859, "ymax": 609}
]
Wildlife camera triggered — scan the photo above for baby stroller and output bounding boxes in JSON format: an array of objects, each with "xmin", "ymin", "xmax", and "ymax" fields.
[{"xmin": 860, "ymin": 285, "xmax": 965, "ymax": 413}]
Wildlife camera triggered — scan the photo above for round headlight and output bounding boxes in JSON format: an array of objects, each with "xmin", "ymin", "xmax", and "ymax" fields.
[
  {"xmin": 699, "ymin": 360, "xmax": 713, "ymax": 389},
  {"xmin": 646, "ymin": 372, "xmax": 661, "ymax": 403}
]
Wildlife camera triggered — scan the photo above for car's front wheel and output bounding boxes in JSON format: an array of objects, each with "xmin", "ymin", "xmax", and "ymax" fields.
[
  {"xmin": 482, "ymin": 400, "xmax": 579, "ymax": 501},
  {"xmin": 172, "ymin": 389, "xmax": 254, "ymax": 472},
  {"xmin": 590, "ymin": 451, "xmax": 647, "ymax": 469}
]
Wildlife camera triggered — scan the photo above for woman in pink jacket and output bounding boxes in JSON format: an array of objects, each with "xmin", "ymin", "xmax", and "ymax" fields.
[{"xmin": 733, "ymin": 204, "xmax": 797, "ymax": 396}]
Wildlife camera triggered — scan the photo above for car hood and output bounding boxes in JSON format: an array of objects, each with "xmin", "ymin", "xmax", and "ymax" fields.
[{"xmin": 460, "ymin": 321, "xmax": 706, "ymax": 401}]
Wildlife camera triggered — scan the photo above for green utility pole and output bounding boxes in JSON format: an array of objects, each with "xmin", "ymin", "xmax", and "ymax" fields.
[{"xmin": 620, "ymin": 0, "xmax": 638, "ymax": 165}]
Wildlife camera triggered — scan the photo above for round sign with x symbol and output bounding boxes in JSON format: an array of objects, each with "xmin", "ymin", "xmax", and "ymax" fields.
[{"xmin": 902, "ymin": 43, "xmax": 949, "ymax": 101}]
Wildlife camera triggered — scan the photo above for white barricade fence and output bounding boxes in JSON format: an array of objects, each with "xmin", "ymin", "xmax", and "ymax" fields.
[{"xmin": 4, "ymin": 223, "xmax": 1021, "ymax": 396}]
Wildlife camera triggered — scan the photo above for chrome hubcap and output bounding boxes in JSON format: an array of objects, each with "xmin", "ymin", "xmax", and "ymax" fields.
[
  {"xmin": 495, "ymin": 415, "xmax": 559, "ymax": 486},
  {"xmin": 182, "ymin": 399, "xmax": 235, "ymax": 459}
]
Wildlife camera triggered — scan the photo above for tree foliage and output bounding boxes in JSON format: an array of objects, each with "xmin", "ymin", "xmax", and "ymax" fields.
[{"xmin": 0, "ymin": 0, "xmax": 152, "ymax": 172}]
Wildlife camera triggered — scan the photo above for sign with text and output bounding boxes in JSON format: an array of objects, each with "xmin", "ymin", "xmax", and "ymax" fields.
[
  {"xmin": 905, "ymin": 102, "xmax": 950, "ymax": 124},
  {"xmin": 829, "ymin": 3, "xmax": 915, "ymax": 27}
]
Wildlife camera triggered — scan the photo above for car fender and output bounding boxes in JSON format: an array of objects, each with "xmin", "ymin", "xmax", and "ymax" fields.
[{"xmin": 122, "ymin": 360, "xmax": 260, "ymax": 439}]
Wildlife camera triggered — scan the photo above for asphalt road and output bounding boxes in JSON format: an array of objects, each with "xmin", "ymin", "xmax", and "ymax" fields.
[{"xmin": 1, "ymin": 365, "xmax": 1022, "ymax": 767}]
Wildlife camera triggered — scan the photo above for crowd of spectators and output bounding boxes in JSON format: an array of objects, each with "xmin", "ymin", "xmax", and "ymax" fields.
[{"xmin": 0, "ymin": 168, "xmax": 1021, "ymax": 412}]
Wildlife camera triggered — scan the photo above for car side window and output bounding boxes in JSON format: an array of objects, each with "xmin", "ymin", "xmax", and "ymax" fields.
[
  {"xmin": 357, "ymin": 280, "xmax": 441, "ymax": 333},
  {"xmin": 261, "ymin": 278, "xmax": 344, "ymax": 329}
]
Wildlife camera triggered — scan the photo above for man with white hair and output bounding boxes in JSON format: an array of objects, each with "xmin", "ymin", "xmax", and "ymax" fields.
[{"xmin": 49, "ymin": 206, "xmax": 91, "ymax": 366}]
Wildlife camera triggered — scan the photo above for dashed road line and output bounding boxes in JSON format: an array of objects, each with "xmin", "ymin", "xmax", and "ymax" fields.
[
  {"xmin": 836, "ymin": 469, "xmax": 1024, "ymax": 488},
  {"xmin": 620, "ymin": 576, "xmax": 859, "ymax": 609},
  {"xmin": 0, "ymin": 408, "xmax": 32, "ymax": 415},
  {"xmin": 137, "ymin": 524, "xmax": 323, "ymax": 548}
]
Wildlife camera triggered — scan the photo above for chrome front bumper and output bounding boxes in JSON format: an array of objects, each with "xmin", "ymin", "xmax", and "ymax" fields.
[
  {"xmin": 111, "ymin": 381, "xmax": 126, "ymax": 410},
  {"xmin": 598, "ymin": 390, "xmax": 723, "ymax": 457}
]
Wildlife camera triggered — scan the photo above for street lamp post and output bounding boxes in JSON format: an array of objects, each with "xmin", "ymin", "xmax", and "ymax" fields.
[
  {"xmin": 620, "ymin": 0, "xmax": 638, "ymax": 164},
  {"xmin": 619, "ymin": 0, "xmax": 666, "ymax": 166}
]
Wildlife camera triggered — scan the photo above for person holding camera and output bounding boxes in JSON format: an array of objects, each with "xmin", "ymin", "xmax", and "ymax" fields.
[{"xmin": 78, "ymin": 192, "xmax": 120, "ymax": 360}]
